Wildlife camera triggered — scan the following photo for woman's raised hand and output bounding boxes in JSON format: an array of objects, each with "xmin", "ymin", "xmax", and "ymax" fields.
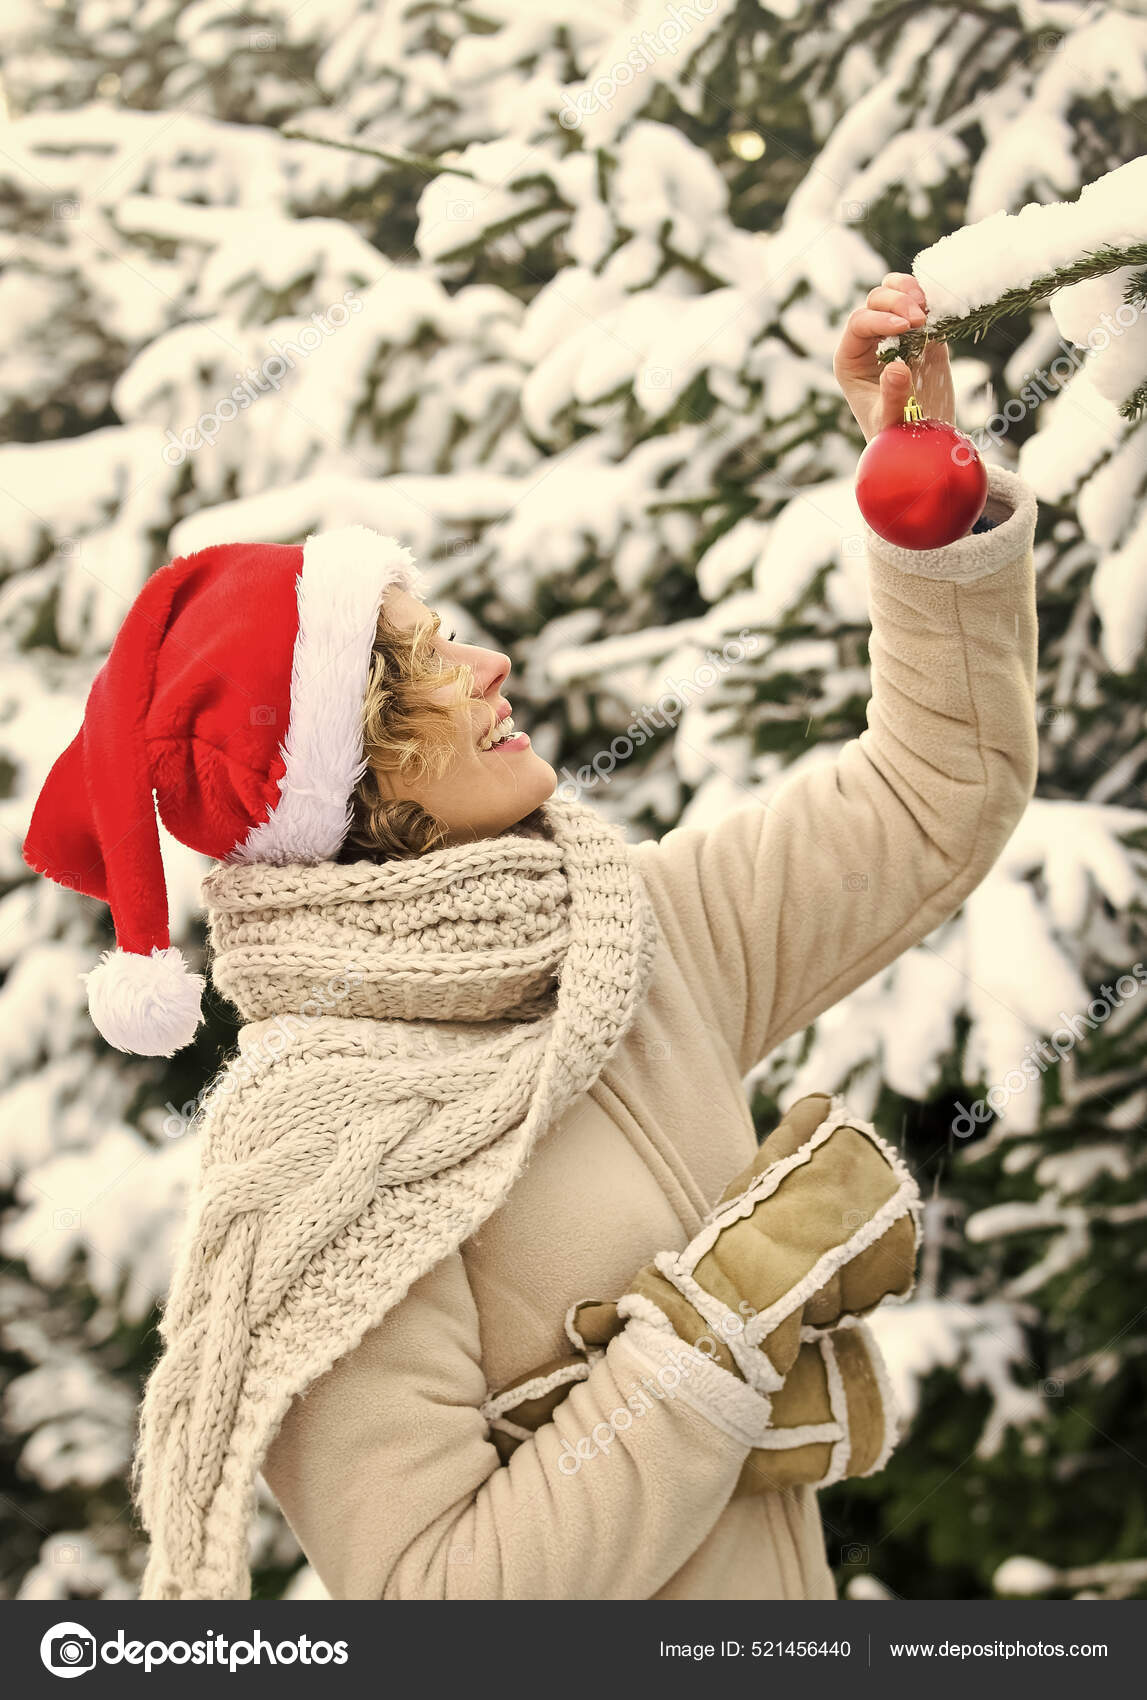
[{"xmin": 833, "ymin": 272, "xmax": 956, "ymax": 444}]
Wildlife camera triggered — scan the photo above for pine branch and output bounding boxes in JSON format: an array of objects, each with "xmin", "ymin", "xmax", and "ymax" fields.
[
  {"xmin": 1126, "ymin": 267, "xmax": 1147, "ymax": 306},
  {"xmin": 282, "ymin": 127, "xmax": 475, "ymax": 181},
  {"xmin": 879, "ymin": 239, "xmax": 1147, "ymax": 418},
  {"xmin": 1122, "ymin": 385, "xmax": 1147, "ymax": 421}
]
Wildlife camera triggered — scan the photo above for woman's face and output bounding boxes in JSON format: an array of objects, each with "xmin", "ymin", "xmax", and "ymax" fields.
[{"xmin": 373, "ymin": 586, "xmax": 556, "ymax": 844}]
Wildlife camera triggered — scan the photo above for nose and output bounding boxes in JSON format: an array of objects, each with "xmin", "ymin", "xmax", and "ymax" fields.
[{"xmin": 474, "ymin": 646, "xmax": 510, "ymax": 699}]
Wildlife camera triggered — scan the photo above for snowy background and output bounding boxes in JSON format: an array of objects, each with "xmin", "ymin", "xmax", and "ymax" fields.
[{"xmin": 2, "ymin": 0, "xmax": 1147, "ymax": 1602}]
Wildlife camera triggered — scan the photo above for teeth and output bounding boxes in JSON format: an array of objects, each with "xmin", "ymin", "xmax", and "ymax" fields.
[{"xmin": 479, "ymin": 713, "xmax": 516, "ymax": 751}]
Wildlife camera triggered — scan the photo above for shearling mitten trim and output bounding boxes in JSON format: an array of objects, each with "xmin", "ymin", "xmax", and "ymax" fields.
[
  {"xmin": 573, "ymin": 1290, "xmax": 779, "ymax": 1447},
  {"xmin": 564, "ymin": 1298, "xmax": 615, "ymax": 1357},
  {"xmin": 481, "ymin": 1359, "xmax": 591, "ymax": 1426},
  {"xmin": 565, "ymin": 1302, "xmax": 591, "ymax": 1352},
  {"xmin": 732, "ymin": 1316, "xmax": 902, "ymax": 1496},
  {"xmin": 480, "ymin": 1357, "xmax": 594, "ymax": 1462},
  {"xmin": 836, "ymin": 1315, "xmax": 902, "ymax": 1479},
  {"xmin": 628, "ymin": 1259, "xmax": 786, "ymax": 1392}
]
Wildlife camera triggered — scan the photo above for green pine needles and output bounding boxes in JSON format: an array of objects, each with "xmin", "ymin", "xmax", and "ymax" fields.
[{"xmin": 881, "ymin": 241, "xmax": 1147, "ymax": 419}]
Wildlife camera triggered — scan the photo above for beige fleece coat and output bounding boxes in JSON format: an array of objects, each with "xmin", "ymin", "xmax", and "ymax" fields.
[{"xmin": 261, "ymin": 465, "xmax": 1039, "ymax": 1600}]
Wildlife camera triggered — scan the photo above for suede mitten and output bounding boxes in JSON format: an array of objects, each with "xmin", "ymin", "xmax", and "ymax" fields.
[
  {"xmin": 617, "ymin": 1093, "xmax": 919, "ymax": 1391},
  {"xmin": 481, "ymin": 1095, "xmax": 920, "ymax": 1490}
]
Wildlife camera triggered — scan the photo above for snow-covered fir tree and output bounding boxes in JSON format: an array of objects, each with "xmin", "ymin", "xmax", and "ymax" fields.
[{"xmin": 1, "ymin": 0, "xmax": 1146, "ymax": 1600}]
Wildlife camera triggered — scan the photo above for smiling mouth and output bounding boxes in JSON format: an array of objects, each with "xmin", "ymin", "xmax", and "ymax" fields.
[{"xmin": 478, "ymin": 711, "xmax": 519, "ymax": 751}]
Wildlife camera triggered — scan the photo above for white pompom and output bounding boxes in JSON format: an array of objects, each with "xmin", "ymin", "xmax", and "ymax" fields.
[{"xmin": 83, "ymin": 945, "xmax": 205, "ymax": 1057}]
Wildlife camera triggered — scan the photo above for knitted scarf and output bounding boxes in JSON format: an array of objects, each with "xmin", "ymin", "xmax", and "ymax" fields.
[{"xmin": 133, "ymin": 798, "xmax": 658, "ymax": 1599}]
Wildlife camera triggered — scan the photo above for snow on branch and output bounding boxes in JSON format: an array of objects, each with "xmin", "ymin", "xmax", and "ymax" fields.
[
  {"xmin": 880, "ymin": 157, "xmax": 1147, "ymax": 417},
  {"xmin": 996, "ymin": 1554, "xmax": 1147, "ymax": 1601}
]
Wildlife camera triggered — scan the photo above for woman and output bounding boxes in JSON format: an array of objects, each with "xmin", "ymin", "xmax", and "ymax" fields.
[{"xmin": 23, "ymin": 275, "xmax": 1037, "ymax": 1600}]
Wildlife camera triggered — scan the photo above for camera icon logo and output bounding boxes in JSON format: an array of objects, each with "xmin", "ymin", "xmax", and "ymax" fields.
[{"xmin": 40, "ymin": 1623, "xmax": 97, "ymax": 1677}]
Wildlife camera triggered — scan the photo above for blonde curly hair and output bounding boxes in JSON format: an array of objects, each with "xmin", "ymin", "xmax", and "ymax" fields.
[{"xmin": 341, "ymin": 603, "xmax": 498, "ymax": 862}]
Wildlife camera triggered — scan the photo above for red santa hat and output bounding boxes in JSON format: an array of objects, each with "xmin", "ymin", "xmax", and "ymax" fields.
[{"xmin": 23, "ymin": 525, "xmax": 427, "ymax": 1058}]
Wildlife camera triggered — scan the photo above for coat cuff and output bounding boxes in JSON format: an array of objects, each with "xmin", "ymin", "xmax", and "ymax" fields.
[
  {"xmin": 863, "ymin": 463, "xmax": 1037, "ymax": 584},
  {"xmin": 616, "ymin": 1318, "xmax": 775, "ymax": 1448}
]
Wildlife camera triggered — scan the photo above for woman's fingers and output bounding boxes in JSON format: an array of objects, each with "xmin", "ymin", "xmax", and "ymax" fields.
[
  {"xmin": 880, "ymin": 272, "xmax": 926, "ymax": 309},
  {"xmin": 833, "ymin": 275, "xmax": 936, "ymax": 441},
  {"xmin": 866, "ymin": 285, "xmax": 926, "ymax": 325},
  {"xmin": 854, "ymin": 307, "xmax": 916, "ymax": 334},
  {"xmin": 834, "ymin": 306, "xmax": 915, "ymax": 379}
]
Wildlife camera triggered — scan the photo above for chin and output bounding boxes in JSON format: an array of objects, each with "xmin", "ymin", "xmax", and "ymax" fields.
[
  {"xmin": 522, "ymin": 757, "xmax": 558, "ymax": 812},
  {"xmin": 507, "ymin": 755, "xmax": 557, "ymax": 828}
]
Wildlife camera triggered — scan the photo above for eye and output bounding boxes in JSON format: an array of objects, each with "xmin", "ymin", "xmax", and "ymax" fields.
[{"xmin": 446, "ymin": 627, "xmax": 458, "ymax": 643}]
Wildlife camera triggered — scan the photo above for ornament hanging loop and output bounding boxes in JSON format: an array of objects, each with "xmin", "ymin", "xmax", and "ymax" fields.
[{"xmin": 903, "ymin": 327, "xmax": 930, "ymax": 422}]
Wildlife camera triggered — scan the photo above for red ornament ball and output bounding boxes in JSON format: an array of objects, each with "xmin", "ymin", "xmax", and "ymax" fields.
[{"xmin": 856, "ymin": 415, "xmax": 987, "ymax": 549}]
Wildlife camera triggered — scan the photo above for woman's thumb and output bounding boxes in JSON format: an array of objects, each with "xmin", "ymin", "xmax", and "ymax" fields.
[{"xmin": 878, "ymin": 358, "xmax": 914, "ymax": 432}]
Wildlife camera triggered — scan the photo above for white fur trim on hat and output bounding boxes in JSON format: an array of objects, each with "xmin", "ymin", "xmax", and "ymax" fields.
[
  {"xmin": 233, "ymin": 527, "xmax": 428, "ymax": 866},
  {"xmin": 83, "ymin": 946, "xmax": 205, "ymax": 1058}
]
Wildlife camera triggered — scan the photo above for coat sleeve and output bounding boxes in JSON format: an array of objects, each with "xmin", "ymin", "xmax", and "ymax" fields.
[
  {"xmin": 260, "ymin": 1250, "xmax": 769, "ymax": 1600},
  {"xmin": 632, "ymin": 464, "xmax": 1039, "ymax": 1078}
]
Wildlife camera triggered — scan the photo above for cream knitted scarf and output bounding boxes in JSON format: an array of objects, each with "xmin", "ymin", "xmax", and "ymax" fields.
[{"xmin": 133, "ymin": 798, "xmax": 658, "ymax": 1599}]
